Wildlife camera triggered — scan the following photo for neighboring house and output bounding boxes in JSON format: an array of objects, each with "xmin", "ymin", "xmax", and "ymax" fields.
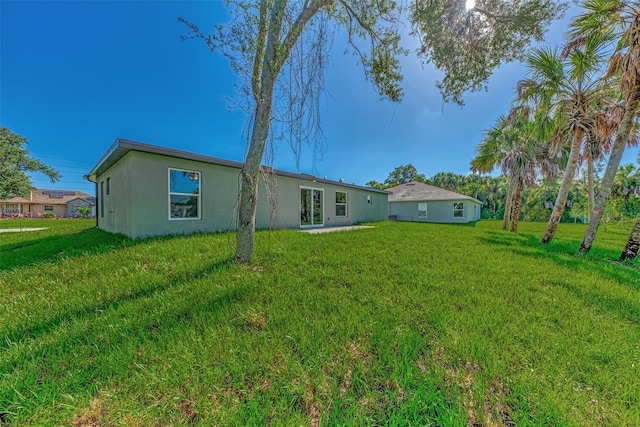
[
  {"xmin": 66, "ymin": 197, "xmax": 97, "ymax": 218},
  {"xmin": 87, "ymin": 139, "xmax": 389, "ymax": 238},
  {"xmin": 0, "ymin": 189, "xmax": 95, "ymax": 218},
  {"xmin": 387, "ymin": 181, "xmax": 482, "ymax": 223}
]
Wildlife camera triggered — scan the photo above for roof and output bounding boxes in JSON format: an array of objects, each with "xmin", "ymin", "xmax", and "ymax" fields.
[
  {"xmin": 387, "ymin": 181, "xmax": 482, "ymax": 204},
  {"xmin": 87, "ymin": 138, "xmax": 389, "ymax": 194},
  {"xmin": 30, "ymin": 189, "xmax": 95, "ymax": 205},
  {"xmin": 68, "ymin": 197, "xmax": 97, "ymax": 206},
  {"xmin": 1, "ymin": 189, "xmax": 94, "ymax": 205},
  {"xmin": 1, "ymin": 196, "xmax": 31, "ymax": 204}
]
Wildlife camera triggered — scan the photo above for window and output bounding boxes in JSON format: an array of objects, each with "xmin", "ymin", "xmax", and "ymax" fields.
[
  {"xmin": 418, "ymin": 202, "xmax": 427, "ymax": 218},
  {"xmin": 453, "ymin": 202, "xmax": 464, "ymax": 217},
  {"xmin": 106, "ymin": 177, "xmax": 110, "ymax": 195},
  {"xmin": 367, "ymin": 195, "xmax": 372, "ymax": 204},
  {"xmin": 5, "ymin": 204, "xmax": 21, "ymax": 214},
  {"xmin": 169, "ymin": 168, "xmax": 200, "ymax": 219},
  {"xmin": 100, "ymin": 181, "xmax": 104, "ymax": 218},
  {"xmin": 44, "ymin": 205, "xmax": 54, "ymax": 211},
  {"xmin": 335, "ymin": 191, "xmax": 347, "ymax": 217}
]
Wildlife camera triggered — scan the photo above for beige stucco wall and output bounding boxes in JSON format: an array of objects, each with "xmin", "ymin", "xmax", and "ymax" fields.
[
  {"xmin": 389, "ymin": 199, "xmax": 482, "ymax": 223},
  {"xmin": 1, "ymin": 202, "xmax": 27, "ymax": 215},
  {"xmin": 95, "ymin": 151, "xmax": 388, "ymax": 238},
  {"xmin": 2, "ymin": 202, "xmax": 65, "ymax": 217},
  {"xmin": 30, "ymin": 204, "xmax": 66, "ymax": 218}
]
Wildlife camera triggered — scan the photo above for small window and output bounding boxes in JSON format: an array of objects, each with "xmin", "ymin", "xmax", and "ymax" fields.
[
  {"xmin": 453, "ymin": 202, "xmax": 464, "ymax": 217},
  {"xmin": 418, "ymin": 202, "xmax": 427, "ymax": 218},
  {"xmin": 367, "ymin": 195, "xmax": 372, "ymax": 204},
  {"xmin": 44, "ymin": 205, "xmax": 54, "ymax": 211},
  {"xmin": 100, "ymin": 181, "xmax": 104, "ymax": 218},
  {"xmin": 106, "ymin": 177, "xmax": 110, "ymax": 195},
  {"xmin": 335, "ymin": 191, "xmax": 347, "ymax": 217},
  {"xmin": 169, "ymin": 168, "xmax": 200, "ymax": 219}
]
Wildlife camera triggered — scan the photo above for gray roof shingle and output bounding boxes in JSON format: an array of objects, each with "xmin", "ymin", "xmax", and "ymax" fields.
[{"xmin": 387, "ymin": 181, "xmax": 481, "ymax": 203}]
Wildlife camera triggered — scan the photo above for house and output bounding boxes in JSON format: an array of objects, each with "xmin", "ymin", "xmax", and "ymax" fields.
[
  {"xmin": 65, "ymin": 196, "xmax": 97, "ymax": 218},
  {"xmin": 86, "ymin": 139, "xmax": 389, "ymax": 238},
  {"xmin": 387, "ymin": 181, "xmax": 482, "ymax": 223},
  {"xmin": 0, "ymin": 188, "xmax": 95, "ymax": 218}
]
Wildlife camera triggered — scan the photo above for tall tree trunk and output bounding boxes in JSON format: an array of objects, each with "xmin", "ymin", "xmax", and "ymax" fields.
[
  {"xmin": 235, "ymin": 98, "xmax": 273, "ymax": 263},
  {"xmin": 580, "ymin": 84, "xmax": 640, "ymax": 253},
  {"xmin": 510, "ymin": 177, "xmax": 523, "ymax": 232},
  {"xmin": 502, "ymin": 175, "xmax": 515, "ymax": 230},
  {"xmin": 519, "ymin": 197, "xmax": 538, "ymax": 223},
  {"xmin": 620, "ymin": 216, "xmax": 640, "ymax": 261},
  {"xmin": 587, "ymin": 157, "xmax": 594, "ymax": 224},
  {"xmin": 235, "ymin": 0, "xmax": 281, "ymax": 263},
  {"xmin": 541, "ymin": 130, "xmax": 583, "ymax": 244},
  {"xmin": 493, "ymin": 197, "xmax": 497, "ymax": 219},
  {"xmin": 234, "ymin": 0, "xmax": 326, "ymax": 263}
]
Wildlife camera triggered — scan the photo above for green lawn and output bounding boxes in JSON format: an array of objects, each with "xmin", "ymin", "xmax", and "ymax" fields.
[{"xmin": 1, "ymin": 219, "xmax": 639, "ymax": 425}]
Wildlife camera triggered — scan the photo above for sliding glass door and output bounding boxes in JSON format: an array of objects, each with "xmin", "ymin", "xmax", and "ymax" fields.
[{"xmin": 300, "ymin": 188, "xmax": 323, "ymax": 227}]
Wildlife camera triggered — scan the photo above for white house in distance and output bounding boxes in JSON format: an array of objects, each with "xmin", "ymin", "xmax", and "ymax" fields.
[{"xmin": 387, "ymin": 181, "xmax": 482, "ymax": 223}]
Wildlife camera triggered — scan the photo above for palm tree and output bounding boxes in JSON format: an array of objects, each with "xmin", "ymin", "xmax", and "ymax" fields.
[
  {"xmin": 472, "ymin": 115, "xmax": 517, "ymax": 230},
  {"xmin": 611, "ymin": 163, "xmax": 640, "ymax": 202},
  {"xmin": 583, "ymin": 92, "xmax": 639, "ymax": 222},
  {"xmin": 519, "ymin": 43, "xmax": 609, "ymax": 244},
  {"xmin": 620, "ymin": 158, "xmax": 640, "ymax": 260},
  {"xmin": 621, "ymin": 219, "xmax": 640, "ymax": 260},
  {"xmin": 572, "ymin": 0, "xmax": 640, "ymax": 253},
  {"xmin": 472, "ymin": 110, "xmax": 556, "ymax": 232},
  {"xmin": 583, "ymin": 96, "xmax": 620, "ymax": 221}
]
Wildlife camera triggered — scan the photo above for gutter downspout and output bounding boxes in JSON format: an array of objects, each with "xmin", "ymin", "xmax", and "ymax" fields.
[{"xmin": 83, "ymin": 174, "xmax": 98, "ymax": 229}]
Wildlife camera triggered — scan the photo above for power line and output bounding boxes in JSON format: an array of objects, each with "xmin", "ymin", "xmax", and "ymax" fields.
[
  {"xmin": 30, "ymin": 179, "xmax": 95, "ymax": 187},
  {"xmin": 47, "ymin": 165, "xmax": 93, "ymax": 172},
  {"xmin": 33, "ymin": 154, "xmax": 95, "ymax": 165}
]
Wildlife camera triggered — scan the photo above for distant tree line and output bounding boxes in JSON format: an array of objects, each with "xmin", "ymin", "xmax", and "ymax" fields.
[{"xmin": 367, "ymin": 162, "xmax": 640, "ymax": 228}]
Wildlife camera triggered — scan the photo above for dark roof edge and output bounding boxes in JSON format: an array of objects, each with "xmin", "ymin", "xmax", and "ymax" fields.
[
  {"xmin": 389, "ymin": 196, "xmax": 483, "ymax": 203},
  {"xmin": 88, "ymin": 139, "xmax": 390, "ymax": 194}
]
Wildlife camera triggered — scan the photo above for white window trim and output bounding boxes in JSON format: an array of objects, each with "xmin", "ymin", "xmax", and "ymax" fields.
[
  {"xmin": 168, "ymin": 168, "xmax": 201, "ymax": 221},
  {"xmin": 335, "ymin": 191, "xmax": 348, "ymax": 217},
  {"xmin": 453, "ymin": 202, "xmax": 464, "ymax": 218},
  {"xmin": 417, "ymin": 202, "xmax": 427, "ymax": 218}
]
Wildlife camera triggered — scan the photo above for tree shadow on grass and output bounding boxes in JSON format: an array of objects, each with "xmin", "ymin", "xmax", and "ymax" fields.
[
  {"xmin": 0, "ymin": 228, "xmax": 227, "ymax": 271},
  {"xmin": 0, "ymin": 228, "xmax": 133, "ymax": 271},
  {"xmin": 478, "ymin": 231, "xmax": 640, "ymax": 323},
  {"xmin": 0, "ymin": 255, "xmax": 246, "ymax": 423},
  {"xmin": 0, "ymin": 256, "xmax": 237, "ymax": 354}
]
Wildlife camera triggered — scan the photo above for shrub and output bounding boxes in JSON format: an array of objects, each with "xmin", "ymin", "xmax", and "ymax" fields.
[
  {"xmin": 76, "ymin": 206, "xmax": 92, "ymax": 219},
  {"xmin": 43, "ymin": 212, "xmax": 56, "ymax": 219}
]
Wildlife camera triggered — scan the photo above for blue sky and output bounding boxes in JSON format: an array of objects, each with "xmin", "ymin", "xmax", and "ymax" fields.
[{"xmin": 2, "ymin": 1, "xmax": 638, "ymax": 196}]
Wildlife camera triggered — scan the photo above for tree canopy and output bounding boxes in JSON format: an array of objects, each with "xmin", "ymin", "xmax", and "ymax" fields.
[
  {"xmin": 413, "ymin": 0, "xmax": 567, "ymax": 104},
  {"xmin": 181, "ymin": 0, "xmax": 568, "ymax": 262},
  {"xmin": 384, "ymin": 164, "xmax": 427, "ymax": 186},
  {"xmin": 0, "ymin": 127, "xmax": 59, "ymax": 200}
]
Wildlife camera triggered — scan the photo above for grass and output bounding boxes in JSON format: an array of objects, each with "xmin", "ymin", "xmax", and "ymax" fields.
[
  {"xmin": 1, "ymin": 218, "xmax": 639, "ymax": 425},
  {"xmin": 0, "ymin": 219, "xmax": 127, "ymax": 270}
]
